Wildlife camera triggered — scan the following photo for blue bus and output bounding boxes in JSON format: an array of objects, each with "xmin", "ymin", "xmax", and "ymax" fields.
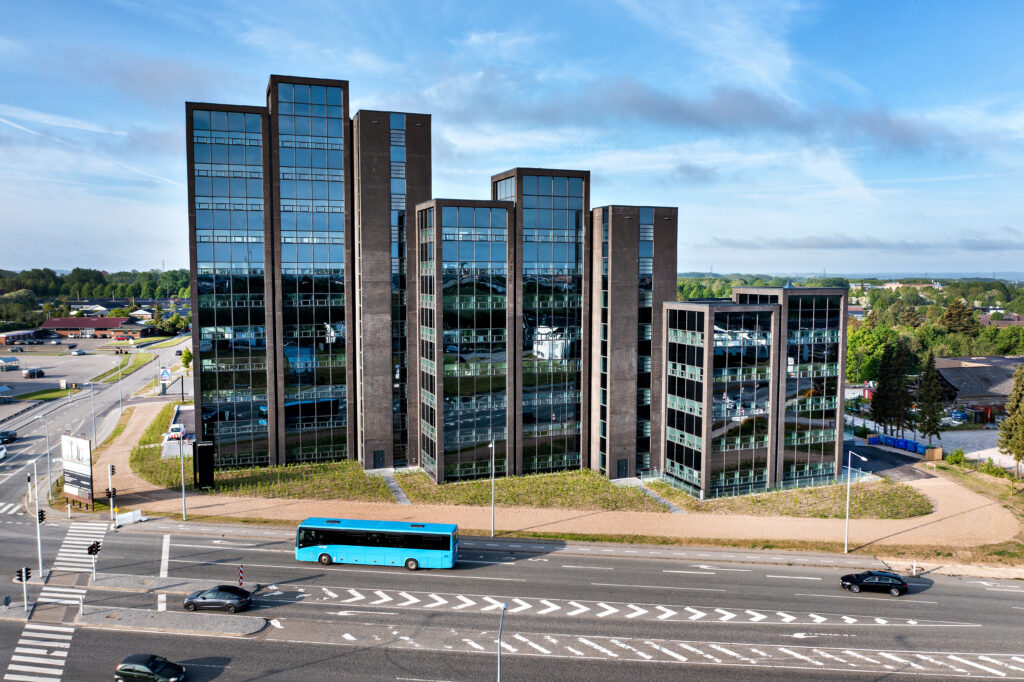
[{"xmin": 295, "ymin": 518, "xmax": 458, "ymax": 571}]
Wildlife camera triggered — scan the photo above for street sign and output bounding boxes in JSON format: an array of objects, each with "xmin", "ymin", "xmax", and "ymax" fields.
[
  {"xmin": 61, "ymin": 435, "xmax": 93, "ymax": 505},
  {"xmin": 159, "ymin": 367, "xmax": 172, "ymax": 382}
]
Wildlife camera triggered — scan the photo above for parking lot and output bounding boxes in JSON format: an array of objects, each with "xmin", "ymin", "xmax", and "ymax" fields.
[{"xmin": 0, "ymin": 337, "xmax": 131, "ymax": 397}]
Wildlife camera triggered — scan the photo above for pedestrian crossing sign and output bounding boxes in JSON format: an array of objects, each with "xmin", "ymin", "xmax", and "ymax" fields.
[{"xmin": 160, "ymin": 368, "xmax": 172, "ymax": 382}]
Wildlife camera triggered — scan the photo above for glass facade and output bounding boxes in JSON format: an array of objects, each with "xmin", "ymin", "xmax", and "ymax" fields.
[
  {"xmin": 781, "ymin": 294, "xmax": 843, "ymax": 482},
  {"xmin": 192, "ymin": 107, "xmax": 270, "ymax": 467},
  {"xmin": 274, "ymin": 80, "xmax": 349, "ymax": 462},
  {"xmin": 390, "ymin": 113, "xmax": 409, "ymax": 467},
  {"xmin": 636, "ymin": 207, "xmax": 654, "ymax": 473},
  {"xmin": 709, "ymin": 310, "xmax": 773, "ymax": 495},
  {"xmin": 665, "ymin": 308, "xmax": 704, "ymax": 495},
  {"xmin": 519, "ymin": 174, "xmax": 585, "ymax": 473}
]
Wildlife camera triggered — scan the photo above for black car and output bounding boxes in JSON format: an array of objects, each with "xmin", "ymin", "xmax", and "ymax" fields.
[
  {"xmin": 0, "ymin": 431, "xmax": 16, "ymax": 444},
  {"xmin": 115, "ymin": 654, "xmax": 186, "ymax": 681},
  {"xmin": 183, "ymin": 585, "xmax": 252, "ymax": 613},
  {"xmin": 840, "ymin": 570, "xmax": 909, "ymax": 597},
  {"xmin": 8, "ymin": 346, "xmax": 23, "ymax": 352},
  {"xmin": 174, "ymin": 349, "xmax": 182, "ymax": 356}
]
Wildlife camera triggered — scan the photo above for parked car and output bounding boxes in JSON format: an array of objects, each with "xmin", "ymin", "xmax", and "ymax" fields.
[
  {"xmin": 183, "ymin": 585, "xmax": 251, "ymax": 613},
  {"xmin": 70, "ymin": 349, "xmax": 85, "ymax": 356},
  {"xmin": 0, "ymin": 430, "xmax": 16, "ymax": 444},
  {"xmin": 840, "ymin": 570, "xmax": 908, "ymax": 597},
  {"xmin": 22, "ymin": 368, "xmax": 44, "ymax": 378},
  {"xmin": 8, "ymin": 346, "xmax": 22, "ymax": 352},
  {"xmin": 113, "ymin": 335, "xmax": 131, "ymax": 341},
  {"xmin": 49, "ymin": 339, "xmax": 61, "ymax": 345},
  {"xmin": 174, "ymin": 349, "xmax": 183, "ymax": 356},
  {"xmin": 114, "ymin": 654, "xmax": 186, "ymax": 682},
  {"xmin": 0, "ymin": 445, "xmax": 7, "ymax": 461},
  {"xmin": 67, "ymin": 343, "xmax": 77, "ymax": 349},
  {"xmin": 69, "ymin": 333, "xmax": 79, "ymax": 338},
  {"xmin": 167, "ymin": 424, "xmax": 185, "ymax": 441}
]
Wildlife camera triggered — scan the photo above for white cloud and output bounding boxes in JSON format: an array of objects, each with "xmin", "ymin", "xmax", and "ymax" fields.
[
  {"xmin": 0, "ymin": 103, "xmax": 126, "ymax": 135},
  {"xmin": 616, "ymin": 0, "xmax": 804, "ymax": 95},
  {"xmin": 454, "ymin": 29, "xmax": 551, "ymax": 60}
]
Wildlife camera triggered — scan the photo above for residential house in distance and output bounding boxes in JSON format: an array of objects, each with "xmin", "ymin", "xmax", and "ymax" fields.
[{"xmin": 935, "ymin": 355, "xmax": 1024, "ymax": 422}]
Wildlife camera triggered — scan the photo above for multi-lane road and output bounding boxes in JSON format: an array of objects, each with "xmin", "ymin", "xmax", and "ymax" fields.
[{"xmin": 2, "ymin": 515, "xmax": 1024, "ymax": 680}]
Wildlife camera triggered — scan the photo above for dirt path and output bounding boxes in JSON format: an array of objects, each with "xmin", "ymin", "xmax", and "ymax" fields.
[
  {"xmin": 96, "ymin": 406, "xmax": 1020, "ymax": 549},
  {"xmin": 91, "ymin": 402, "xmax": 181, "ymax": 507}
]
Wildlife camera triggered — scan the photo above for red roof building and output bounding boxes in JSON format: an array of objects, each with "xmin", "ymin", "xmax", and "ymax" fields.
[{"xmin": 39, "ymin": 317, "xmax": 153, "ymax": 338}]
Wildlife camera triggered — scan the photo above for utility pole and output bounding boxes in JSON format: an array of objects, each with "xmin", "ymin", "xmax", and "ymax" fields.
[
  {"xmin": 108, "ymin": 464, "xmax": 115, "ymax": 522},
  {"xmin": 36, "ymin": 415, "xmax": 52, "ymax": 502},
  {"xmin": 34, "ymin": 461, "xmax": 43, "ymax": 578},
  {"xmin": 489, "ymin": 440, "xmax": 495, "ymax": 538},
  {"xmin": 180, "ymin": 437, "xmax": 187, "ymax": 521}
]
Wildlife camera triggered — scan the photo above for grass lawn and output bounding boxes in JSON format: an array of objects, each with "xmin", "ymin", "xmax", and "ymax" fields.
[
  {"xmin": 648, "ymin": 478, "xmax": 933, "ymax": 519},
  {"xmin": 147, "ymin": 336, "xmax": 189, "ymax": 349},
  {"xmin": 90, "ymin": 351, "xmax": 156, "ymax": 383},
  {"xmin": 128, "ymin": 403, "xmax": 189, "ymax": 487},
  {"xmin": 395, "ymin": 469, "xmax": 667, "ymax": 512},
  {"xmin": 15, "ymin": 387, "xmax": 82, "ymax": 401},
  {"xmin": 213, "ymin": 461, "xmax": 394, "ymax": 502},
  {"xmin": 49, "ymin": 475, "xmax": 111, "ymax": 514}
]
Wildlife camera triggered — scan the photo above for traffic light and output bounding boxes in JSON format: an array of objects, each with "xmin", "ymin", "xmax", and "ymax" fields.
[
  {"xmin": 105, "ymin": 488, "xmax": 111, "ymax": 498},
  {"xmin": 15, "ymin": 569, "xmax": 22, "ymax": 582},
  {"xmin": 111, "ymin": 488, "xmax": 117, "ymax": 498},
  {"xmin": 87, "ymin": 541, "xmax": 101, "ymax": 555},
  {"xmin": 37, "ymin": 510, "xmax": 45, "ymax": 524},
  {"xmin": 24, "ymin": 567, "xmax": 30, "ymax": 581},
  {"xmin": 111, "ymin": 465, "xmax": 116, "ymax": 475}
]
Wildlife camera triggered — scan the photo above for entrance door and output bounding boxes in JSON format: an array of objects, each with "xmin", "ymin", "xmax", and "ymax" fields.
[
  {"xmin": 616, "ymin": 458, "xmax": 628, "ymax": 479},
  {"xmin": 373, "ymin": 450, "xmax": 385, "ymax": 468}
]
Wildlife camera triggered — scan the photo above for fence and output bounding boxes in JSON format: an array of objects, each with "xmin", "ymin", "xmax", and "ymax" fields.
[{"xmin": 115, "ymin": 509, "xmax": 145, "ymax": 527}]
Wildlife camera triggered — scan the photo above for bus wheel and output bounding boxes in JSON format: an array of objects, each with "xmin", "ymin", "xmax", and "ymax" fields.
[
  {"xmin": 404, "ymin": 558, "xmax": 419, "ymax": 571},
  {"xmin": 319, "ymin": 553, "xmax": 332, "ymax": 565}
]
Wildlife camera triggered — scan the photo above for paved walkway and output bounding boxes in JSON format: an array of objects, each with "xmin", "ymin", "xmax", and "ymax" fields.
[{"xmin": 88, "ymin": 406, "xmax": 1022, "ymax": 551}]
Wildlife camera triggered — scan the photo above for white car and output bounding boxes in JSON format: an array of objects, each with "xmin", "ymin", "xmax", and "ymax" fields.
[
  {"xmin": 70, "ymin": 349, "xmax": 85, "ymax": 356},
  {"xmin": 0, "ymin": 445, "xmax": 6, "ymax": 461},
  {"xmin": 167, "ymin": 424, "xmax": 185, "ymax": 441}
]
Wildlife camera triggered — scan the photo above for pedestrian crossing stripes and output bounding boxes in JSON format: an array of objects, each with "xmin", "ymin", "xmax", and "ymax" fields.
[
  {"xmin": 0, "ymin": 503, "xmax": 23, "ymax": 515},
  {"xmin": 3, "ymin": 622, "xmax": 74, "ymax": 681},
  {"xmin": 51, "ymin": 522, "xmax": 107, "ymax": 574},
  {"xmin": 35, "ymin": 586, "xmax": 85, "ymax": 607}
]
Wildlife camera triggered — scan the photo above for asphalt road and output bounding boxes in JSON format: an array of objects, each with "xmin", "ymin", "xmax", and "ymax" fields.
[{"xmin": 3, "ymin": 518, "xmax": 1024, "ymax": 680}]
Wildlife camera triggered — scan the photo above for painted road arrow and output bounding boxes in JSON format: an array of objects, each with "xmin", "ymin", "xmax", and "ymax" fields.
[
  {"xmin": 777, "ymin": 611, "xmax": 796, "ymax": 623},
  {"xmin": 482, "ymin": 597, "xmax": 504, "ymax": 611},
  {"xmin": 625, "ymin": 605, "xmax": 648, "ymax": 619},
  {"xmin": 716, "ymin": 609, "xmax": 737, "ymax": 621},
  {"xmin": 453, "ymin": 596, "xmax": 476, "ymax": 610},
  {"xmin": 656, "ymin": 606, "xmax": 677, "ymax": 620},
  {"xmin": 567, "ymin": 601, "xmax": 590, "ymax": 616},
  {"xmin": 842, "ymin": 616, "xmax": 857, "ymax": 624},
  {"xmin": 809, "ymin": 613, "xmax": 827, "ymax": 623},
  {"xmin": 342, "ymin": 589, "xmax": 364, "ymax": 603},
  {"xmin": 424, "ymin": 594, "xmax": 448, "ymax": 608},
  {"xmin": 746, "ymin": 610, "xmax": 766, "ymax": 622},
  {"xmin": 397, "ymin": 592, "xmax": 419, "ymax": 607},
  {"xmin": 537, "ymin": 599, "xmax": 561, "ymax": 615},
  {"xmin": 685, "ymin": 607, "xmax": 706, "ymax": 620},
  {"xmin": 509, "ymin": 598, "xmax": 531, "ymax": 613},
  {"xmin": 596, "ymin": 603, "xmax": 619, "ymax": 618},
  {"xmin": 371, "ymin": 591, "xmax": 393, "ymax": 604}
]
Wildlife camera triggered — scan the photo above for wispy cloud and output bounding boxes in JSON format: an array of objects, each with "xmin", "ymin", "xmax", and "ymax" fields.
[
  {"xmin": 708, "ymin": 228, "xmax": 1024, "ymax": 252},
  {"xmin": 454, "ymin": 29, "xmax": 551, "ymax": 60},
  {"xmin": 0, "ymin": 103, "xmax": 126, "ymax": 135},
  {"xmin": 616, "ymin": 0, "xmax": 805, "ymax": 94}
]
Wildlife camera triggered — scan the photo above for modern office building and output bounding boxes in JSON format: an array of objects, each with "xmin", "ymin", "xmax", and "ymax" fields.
[
  {"xmin": 659, "ymin": 287, "xmax": 847, "ymax": 498},
  {"xmin": 587, "ymin": 206, "xmax": 678, "ymax": 480},
  {"xmin": 187, "ymin": 74, "xmax": 847, "ymax": 499}
]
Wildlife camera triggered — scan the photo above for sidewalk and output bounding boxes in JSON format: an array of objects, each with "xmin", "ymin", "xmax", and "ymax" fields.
[{"xmin": 98, "ymin": 406, "xmax": 1021, "ymax": 553}]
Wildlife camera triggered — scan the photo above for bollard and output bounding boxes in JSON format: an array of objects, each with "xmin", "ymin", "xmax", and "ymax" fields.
[
  {"xmin": 912, "ymin": 559, "xmax": 917, "ymax": 576},
  {"xmin": 78, "ymin": 594, "xmax": 84, "ymax": 615},
  {"xmin": 67, "ymin": 503, "xmax": 71, "ymax": 520}
]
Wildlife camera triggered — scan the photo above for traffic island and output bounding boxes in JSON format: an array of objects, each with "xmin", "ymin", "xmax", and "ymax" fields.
[
  {"xmin": 92, "ymin": 572, "xmax": 225, "ymax": 595},
  {"xmin": 77, "ymin": 605, "xmax": 265, "ymax": 636}
]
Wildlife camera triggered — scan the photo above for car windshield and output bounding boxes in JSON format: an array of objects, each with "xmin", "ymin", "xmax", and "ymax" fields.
[
  {"xmin": 149, "ymin": 657, "xmax": 167, "ymax": 673},
  {"xmin": 854, "ymin": 572, "xmax": 872, "ymax": 580}
]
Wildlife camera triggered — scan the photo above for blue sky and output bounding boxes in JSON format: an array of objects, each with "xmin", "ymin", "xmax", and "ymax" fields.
[{"xmin": 2, "ymin": 0, "xmax": 1024, "ymax": 275}]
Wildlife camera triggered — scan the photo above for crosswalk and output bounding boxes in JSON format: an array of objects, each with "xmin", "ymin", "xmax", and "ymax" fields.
[
  {"xmin": 276, "ymin": 584, "xmax": 947, "ymax": 627},
  {"xmin": 3, "ymin": 622, "xmax": 74, "ymax": 682},
  {"xmin": 0, "ymin": 503, "xmax": 23, "ymax": 515},
  {"xmin": 51, "ymin": 522, "xmax": 107, "ymax": 573},
  {"xmin": 35, "ymin": 586, "xmax": 86, "ymax": 607}
]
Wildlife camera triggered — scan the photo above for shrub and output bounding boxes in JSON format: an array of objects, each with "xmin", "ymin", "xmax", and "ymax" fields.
[{"xmin": 946, "ymin": 448, "xmax": 966, "ymax": 466}]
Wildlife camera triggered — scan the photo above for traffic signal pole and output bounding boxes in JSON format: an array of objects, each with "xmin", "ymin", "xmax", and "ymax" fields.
[
  {"xmin": 34, "ymin": 460, "xmax": 43, "ymax": 578},
  {"xmin": 109, "ymin": 464, "xmax": 114, "ymax": 522}
]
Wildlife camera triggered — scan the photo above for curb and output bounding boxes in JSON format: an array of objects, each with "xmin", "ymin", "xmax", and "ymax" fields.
[
  {"xmin": 77, "ymin": 605, "xmax": 264, "ymax": 637},
  {"xmin": 0, "ymin": 400, "xmax": 41, "ymax": 425}
]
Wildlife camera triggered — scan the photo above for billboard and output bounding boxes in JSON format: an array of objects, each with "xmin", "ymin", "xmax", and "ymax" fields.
[{"xmin": 61, "ymin": 434, "xmax": 93, "ymax": 504}]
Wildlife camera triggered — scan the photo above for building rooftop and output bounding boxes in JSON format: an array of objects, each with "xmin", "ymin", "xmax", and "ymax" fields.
[
  {"xmin": 40, "ymin": 317, "xmax": 131, "ymax": 329},
  {"xmin": 935, "ymin": 355, "xmax": 1024, "ymax": 401}
]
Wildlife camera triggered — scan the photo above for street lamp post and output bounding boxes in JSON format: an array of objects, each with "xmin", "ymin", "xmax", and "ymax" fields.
[
  {"xmin": 844, "ymin": 450, "xmax": 869, "ymax": 553},
  {"xmin": 179, "ymin": 436, "xmax": 187, "ymax": 521},
  {"xmin": 34, "ymin": 460, "xmax": 43, "ymax": 578},
  {"xmin": 35, "ymin": 415, "xmax": 52, "ymax": 502},
  {"xmin": 489, "ymin": 440, "xmax": 496, "ymax": 538},
  {"xmin": 88, "ymin": 384, "xmax": 97, "ymax": 446},
  {"xmin": 117, "ymin": 354, "xmax": 124, "ymax": 415},
  {"xmin": 497, "ymin": 601, "xmax": 508, "ymax": 681}
]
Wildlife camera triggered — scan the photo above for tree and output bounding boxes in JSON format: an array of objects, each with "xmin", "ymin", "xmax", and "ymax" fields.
[
  {"xmin": 916, "ymin": 352, "xmax": 944, "ymax": 445},
  {"xmin": 872, "ymin": 344, "xmax": 895, "ymax": 434},
  {"xmin": 180, "ymin": 347, "xmax": 193, "ymax": 373},
  {"xmin": 998, "ymin": 363, "xmax": 1024, "ymax": 480},
  {"xmin": 890, "ymin": 340, "xmax": 915, "ymax": 438},
  {"xmin": 940, "ymin": 298, "xmax": 979, "ymax": 335}
]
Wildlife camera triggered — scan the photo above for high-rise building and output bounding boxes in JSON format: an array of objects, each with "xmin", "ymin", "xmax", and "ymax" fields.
[
  {"xmin": 659, "ymin": 287, "xmax": 847, "ymax": 498},
  {"xmin": 587, "ymin": 206, "xmax": 678, "ymax": 479},
  {"xmin": 353, "ymin": 110, "xmax": 431, "ymax": 469}
]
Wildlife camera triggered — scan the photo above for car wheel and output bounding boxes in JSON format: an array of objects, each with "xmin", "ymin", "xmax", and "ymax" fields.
[
  {"xmin": 225, "ymin": 603, "xmax": 237, "ymax": 613},
  {"xmin": 850, "ymin": 584, "xmax": 861, "ymax": 593},
  {"xmin": 405, "ymin": 558, "xmax": 419, "ymax": 571},
  {"xmin": 889, "ymin": 587, "xmax": 901, "ymax": 597},
  {"xmin": 184, "ymin": 602, "xmax": 196, "ymax": 611},
  {"xmin": 319, "ymin": 553, "xmax": 332, "ymax": 565}
]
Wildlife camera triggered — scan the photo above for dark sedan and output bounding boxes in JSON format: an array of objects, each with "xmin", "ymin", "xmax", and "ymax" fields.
[
  {"xmin": 115, "ymin": 654, "xmax": 185, "ymax": 681},
  {"xmin": 0, "ymin": 431, "xmax": 16, "ymax": 444},
  {"xmin": 183, "ymin": 585, "xmax": 251, "ymax": 613},
  {"xmin": 840, "ymin": 570, "xmax": 909, "ymax": 597}
]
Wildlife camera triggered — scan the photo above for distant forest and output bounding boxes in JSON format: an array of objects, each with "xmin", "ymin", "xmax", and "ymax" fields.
[{"xmin": 0, "ymin": 267, "xmax": 189, "ymax": 332}]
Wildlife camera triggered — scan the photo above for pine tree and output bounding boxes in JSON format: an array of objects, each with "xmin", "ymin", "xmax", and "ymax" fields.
[
  {"xmin": 997, "ymin": 363, "xmax": 1024, "ymax": 480},
  {"xmin": 891, "ymin": 341, "xmax": 913, "ymax": 438},
  {"xmin": 872, "ymin": 344, "xmax": 894, "ymax": 434},
  {"xmin": 916, "ymin": 352, "xmax": 944, "ymax": 445},
  {"xmin": 940, "ymin": 298, "xmax": 979, "ymax": 334}
]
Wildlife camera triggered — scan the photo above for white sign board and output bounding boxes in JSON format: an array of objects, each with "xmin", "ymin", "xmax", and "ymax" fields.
[
  {"xmin": 61, "ymin": 434, "xmax": 93, "ymax": 502},
  {"xmin": 159, "ymin": 367, "xmax": 172, "ymax": 382}
]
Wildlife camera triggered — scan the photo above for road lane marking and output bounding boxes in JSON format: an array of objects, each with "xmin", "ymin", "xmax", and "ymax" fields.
[
  {"xmin": 795, "ymin": 592, "xmax": 937, "ymax": 604},
  {"xmin": 780, "ymin": 648, "xmax": 824, "ymax": 666},
  {"xmin": 157, "ymin": 594, "xmax": 166, "ymax": 611},
  {"xmin": 591, "ymin": 582, "xmax": 725, "ymax": 592},
  {"xmin": 663, "ymin": 570, "xmax": 714, "ymax": 575},
  {"xmin": 562, "ymin": 565, "xmax": 612, "ymax": 570},
  {"xmin": 578, "ymin": 638, "xmax": 617, "ymax": 657},
  {"xmin": 160, "ymin": 534, "xmax": 170, "ymax": 577},
  {"xmin": 463, "ymin": 639, "xmax": 484, "ymax": 651},
  {"xmin": 513, "ymin": 634, "xmax": 550, "ymax": 654},
  {"xmin": 646, "ymin": 641, "xmax": 687, "ymax": 661},
  {"xmin": 767, "ymin": 575, "xmax": 820, "ymax": 580},
  {"xmin": 948, "ymin": 655, "xmax": 1006, "ymax": 677}
]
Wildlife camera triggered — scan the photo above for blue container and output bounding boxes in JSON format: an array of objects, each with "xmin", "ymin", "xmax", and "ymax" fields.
[
  {"xmin": 884, "ymin": 436, "xmax": 894, "ymax": 447},
  {"xmin": 895, "ymin": 439, "xmax": 906, "ymax": 449},
  {"xmin": 868, "ymin": 436, "xmax": 878, "ymax": 445},
  {"xmin": 917, "ymin": 443, "xmax": 927, "ymax": 454}
]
